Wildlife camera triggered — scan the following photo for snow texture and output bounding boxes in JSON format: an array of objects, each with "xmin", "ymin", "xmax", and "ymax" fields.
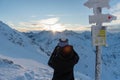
[
  {"xmin": 0, "ymin": 21, "xmax": 93, "ymax": 80},
  {"xmin": 0, "ymin": 21, "xmax": 120, "ymax": 80}
]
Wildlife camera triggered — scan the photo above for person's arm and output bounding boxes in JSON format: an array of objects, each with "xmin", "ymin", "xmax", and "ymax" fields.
[
  {"xmin": 48, "ymin": 46, "xmax": 58, "ymax": 68},
  {"xmin": 73, "ymin": 48, "xmax": 79, "ymax": 64}
]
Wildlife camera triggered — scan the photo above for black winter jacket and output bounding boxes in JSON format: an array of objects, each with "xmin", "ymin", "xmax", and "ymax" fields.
[{"xmin": 48, "ymin": 45, "xmax": 79, "ymax": 80}]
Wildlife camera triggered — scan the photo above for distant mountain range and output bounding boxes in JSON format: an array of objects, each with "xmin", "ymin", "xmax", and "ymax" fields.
[
  {"xmin": 0, "ymin": 21, "xmax": 120, "ymax": 80},
  {"xmin": 25, "ymin": 30, "xmax": 120, "ymax": 80}
]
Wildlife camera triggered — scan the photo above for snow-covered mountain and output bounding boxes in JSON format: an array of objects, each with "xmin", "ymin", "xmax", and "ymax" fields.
[
  {"xmin": 0, "ymin": 21, "xmax": 29, "ymax": 47},
  {"xmin": 25, "ymin": 30, "xmax": 120, "ymax": 80},
  {"xmin": 0, "ymin": 21, "xmax": 47, "ymax": 63},
  {"xmin": 25, "ymin": 30, "xmax": 95, "ymax": 78},
  {"xmin": 0, "ymin": 21, "xmax": 120, "ymax": 80},
  {"xmin": 0, "ymin": 21, "xmax": 52, "ymax": 80},
  {"xmin": 0, "ymin": 21, "xmax": 93, "ymax": 80}
]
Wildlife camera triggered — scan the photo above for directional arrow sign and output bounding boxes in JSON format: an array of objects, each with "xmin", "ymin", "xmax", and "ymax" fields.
[
  {"xmin": 84, "ymin": 0, "xmax": 110, "ymax": 8},
  {"xmin": 89, "ymin": 14, "xmax": 117, "ymax": 24}
]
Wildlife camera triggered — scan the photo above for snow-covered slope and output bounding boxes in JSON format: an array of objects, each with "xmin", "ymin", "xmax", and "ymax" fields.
[
  {"xmin": 0, "ymin": 21, "xmax": 93, "ymax": 80},
  {"xmin": 25, "ymin": 30, "xmax": 95, "ymax": 77},
  {"xmin": 1, "ymin": 21, "xmax": 119, "ymax": 80},
  {"xmin": 0, "ymin": 56, "xmax": 93, "ymax": 80},
  {"xmin": 0, "ymin": 21, "xmax": 47, "ymax": 63},
  {"xmin": 25, "ymin": 30, "xmax": 120, "ymax": 80},
  {"xmin": 0, "ymin": 21, "xmax": 51, "ymax": 80},
  {"xmin": 102, "ymin": 32, "xmax": 120, "ymax": 80},
  {"xmin": 0, "ymin": 57, "xmax": 52, "ymax": 80},
  {"xmin": 0, "ymin": 21, "xmax": 28, "ymax": 47}
]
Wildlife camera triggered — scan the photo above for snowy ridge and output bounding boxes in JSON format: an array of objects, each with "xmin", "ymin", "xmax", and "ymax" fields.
[
  {"xmin": 0, "ymin": 21, "xmax": 120, "ymax": 80},
  {"xmin": 0, "ymin": 57, "xmax": 52, "ymax": 80},
  {"xmin": 0, "ymin": 21, "xmax": 26, "ymax": 46},
  {"xmin": 0, "ymin": 21, "xmax": 93, "ymax": 80},
  {"xmin": 25, "ymin": 30, "xmax": 95, "ymax": 77},
  {"xmin": 0, "ymin": 21, "xmax": 47, "ymax": 63},
  {"xmin": 25, "ymin": 30, "xmax": 120, "ymax": 80}
]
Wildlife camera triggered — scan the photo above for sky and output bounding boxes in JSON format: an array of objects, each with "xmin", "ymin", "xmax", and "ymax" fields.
[{"xmin": 0, "ymin": 0, "xmax": 120, "ymax": 32}]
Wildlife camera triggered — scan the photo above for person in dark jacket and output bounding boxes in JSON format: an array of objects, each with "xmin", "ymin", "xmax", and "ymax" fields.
[{"xmin": 48, "ymin": 38, "xmax": 79, "ymax": 80}]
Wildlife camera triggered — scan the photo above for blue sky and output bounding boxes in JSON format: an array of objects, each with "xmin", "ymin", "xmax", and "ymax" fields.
[{"xmin": 0, "ymin": 0, "xmax": 120, "ymax": 32}]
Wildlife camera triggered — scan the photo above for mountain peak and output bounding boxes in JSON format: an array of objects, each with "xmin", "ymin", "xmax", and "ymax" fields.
[{"xmin": 0, "ymin": 21, "xmax": 32, "ymax": 47}]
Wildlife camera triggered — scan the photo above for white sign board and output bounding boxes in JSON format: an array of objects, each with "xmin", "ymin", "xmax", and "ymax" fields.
[
  {"xmin": 92, "ymin": 26, "xmax": 106, "ymax": 46},
  {"xmin": 84, "ymin": 0, "xmax": 110, "ymax": 8},
  {"xmin": 89, "ymin": 14, "xmax": 117, "ymax": 24}
]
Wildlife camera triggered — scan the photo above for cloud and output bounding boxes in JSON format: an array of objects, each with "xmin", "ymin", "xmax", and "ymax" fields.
[
  {"xmin": 7, "ymin": 22, "xmax": 15, "ymax": 27},
  {"xmin": 64, "ymin": 24, "xmax": 91, "ymax": 31},
  {"xmin": 19, "ymin": 17, "xmax": 59, "ymax": 26},
  {"xmin": 38, "ymin": 17, "xmax": 59, "ymax": 25},
  {"xmin": 31, "ymin": 15, "xmax": 37, "ymax": 18},
  {"xmin": 46, "ymin": 15, "xmax": 57, "ymax": 17},
  {"xmin": 7, "ymin": 18, "xmax": 61, "ymax": 32},
  {"xmin": 110, "ymin": 3, "xmax": 120, "ymax": 13},
  {"xmin": 7, "ymin": 17, "xmax": 91, "ymax": 32}
]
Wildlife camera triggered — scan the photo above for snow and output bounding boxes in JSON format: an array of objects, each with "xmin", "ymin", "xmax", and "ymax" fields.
[
  {"xmin": 0, "ymin": 21, "xmax": 93, "ymax": 80},
  {"xmin": 0, "ymin": 21, "xmax": 120, "ymax": 80},
  {"xmin": 25, "ymin": 30, "xmax": 120, "ymax": 80},
  {"xmin": 0, "ymin": 57, "xmax": 52, "ymax": 80},
  {"xmin": 25, "ymin": 30, "xmax": 96, "ymax": 78}
]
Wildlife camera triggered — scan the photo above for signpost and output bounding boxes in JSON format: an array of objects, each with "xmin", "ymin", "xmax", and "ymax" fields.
[
  {"xmin": 84, "ymin": 0, "xmax": 116, "ymax": 80},
  {"xmin": 92, "ymin": 26, "xmax": 106, "ymax": 46},
  {"xmin": 84, "ymin": 0, "xmax": 110, "ymax": 8},
  {"xmin": 89, "ymin": 14, "xmax": 116, "ymax": 24}
]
